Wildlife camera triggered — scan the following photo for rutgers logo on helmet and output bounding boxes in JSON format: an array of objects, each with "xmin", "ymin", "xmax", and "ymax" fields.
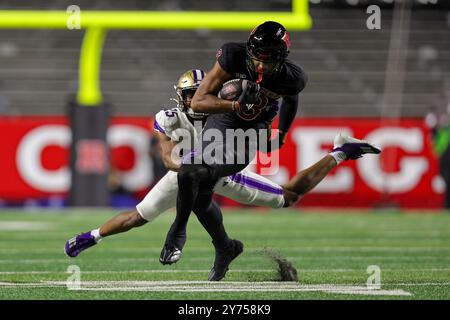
[
  {"xmin": 173, "ymin": 69, "xmax": 207, "ymax": 120},
  {"xmin": 246, "ymin": 21, "xmax": 290, "ymax": 80}
]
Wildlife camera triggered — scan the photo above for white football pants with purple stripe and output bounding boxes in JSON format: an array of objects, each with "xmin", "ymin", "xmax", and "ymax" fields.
[{"xmin": 136, "ymin": 168, "xmax": 285, "ymax": 222}]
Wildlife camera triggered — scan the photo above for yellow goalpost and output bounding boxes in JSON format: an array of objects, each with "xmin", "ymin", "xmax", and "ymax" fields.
[{"xmin": 0, "ymin": 0, "xmax": 311, "ymax": 106}]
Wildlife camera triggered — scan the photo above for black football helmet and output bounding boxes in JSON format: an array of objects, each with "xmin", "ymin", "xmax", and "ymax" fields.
[{"xmin": 246, "ymin": 21, "xmax": 290, "ymax": 81}]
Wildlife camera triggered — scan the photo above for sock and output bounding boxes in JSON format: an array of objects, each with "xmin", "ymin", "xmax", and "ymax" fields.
[
  {"xmin": 329, "ymin": 150, "xmax": 346, "ymax": 165},
  {"xmin": 91, "ymin": 228, "xmax": 102, "ymax": 243},
  {"xmin": 194, "ymin": 194, "xmax": 231, "ymax": 250},
  {"xmin": 165, "ymin": 164, "xmax": 210, "ymax": 247}
]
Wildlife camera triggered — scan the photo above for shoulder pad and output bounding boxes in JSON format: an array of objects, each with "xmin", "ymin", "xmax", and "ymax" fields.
[
  {"xmin": 154, "ymin": 109, "xmax": 180, "ymax": 133},
  {"xmin": 279, "ymin": 61, "xmax": 307, "ymax": 95}
]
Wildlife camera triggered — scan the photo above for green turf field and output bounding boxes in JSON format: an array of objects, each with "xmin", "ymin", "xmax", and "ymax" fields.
[{"xmin": 0, "ymin": 208, "xmax": 449, "ymax": 300}]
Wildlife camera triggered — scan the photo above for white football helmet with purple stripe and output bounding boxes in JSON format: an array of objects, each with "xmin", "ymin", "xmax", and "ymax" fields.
[{"xmin": 174, "ymin": 69, "xmax": 207, "ymax": 120}]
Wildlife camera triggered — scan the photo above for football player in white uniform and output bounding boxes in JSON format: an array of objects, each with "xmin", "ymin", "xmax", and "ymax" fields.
[{"xmin": 65, "ymin": 69, "xmax": 380, "ymax": 266}]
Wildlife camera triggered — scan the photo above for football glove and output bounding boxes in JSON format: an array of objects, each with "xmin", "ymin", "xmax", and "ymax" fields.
[{"xmin": 235, "ymin": 81, "xmax": 260, "ymax": 113}]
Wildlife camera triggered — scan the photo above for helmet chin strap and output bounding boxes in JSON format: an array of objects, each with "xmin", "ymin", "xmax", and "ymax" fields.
[{"xmin": 256, "ymin": 66, "xmax": 264, "ymax": 84}]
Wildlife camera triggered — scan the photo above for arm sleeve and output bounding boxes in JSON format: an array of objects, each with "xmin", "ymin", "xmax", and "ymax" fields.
[
  {"xmin": 278, "ymin": 94, "xmax": 299, "ymax": 133},
  {"xmin": 154, "ymin": 109, "xmax": 180, "ymax": 138},
  {"xmin": 154, "ymin": 111, "xmax": 167, "ymax": 134}
]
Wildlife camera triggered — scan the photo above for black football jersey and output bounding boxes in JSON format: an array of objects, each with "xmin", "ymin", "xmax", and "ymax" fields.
[{"xmin": 215, "ymin": 42, "xmax": 307, "ymax": 128}]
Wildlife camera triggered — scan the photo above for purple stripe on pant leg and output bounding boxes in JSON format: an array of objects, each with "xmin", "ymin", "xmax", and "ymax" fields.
[
  {"xmin": 230, "ymin": 173, "xmax": 283, "ymax": 195},
  {"xmin": 153, "ymin": 121, "xmax": 165, "ymax": 134}
]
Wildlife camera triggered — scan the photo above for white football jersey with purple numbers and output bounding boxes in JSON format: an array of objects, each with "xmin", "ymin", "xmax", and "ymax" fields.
[
  {"xmin": 154, "ymin": 108, "xmax": 201, "ymax": 143},
  {"xmin": 136, "ymin": 108, "xmax": 285, "ymax": 221}
]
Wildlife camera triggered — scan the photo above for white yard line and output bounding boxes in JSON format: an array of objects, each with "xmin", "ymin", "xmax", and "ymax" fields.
[
  {"xmin": 73, "ymin": 287, "xmax": 412, "ymax": 295},
  {"xmin": 117, "ymin": 256, "xmax": 450, "ymax": 262},
  {"xmin": 2, "ymin": 246, "xmax": 449, "ymax": 254},
  {"xmin": 302, "ymin": 268, "xmax": 450, "ymax": 272},
  {"xmin": 0, "ymin": 268, "xmax": 449, "ymax": 275},
  {"xmin": 0, "ymin": 221, "xmax": 55, "ymax": 231},
  {"xmin": 0, "ymin": 280, "xmax": 415, "ymax": 296},
  {"xmin": 0, "ymin": 259, "xmax": 71, "ymax": 264},
  {"xmin": 1, "ymin": 255, "xmax": 449, "ymax": 264},
  {"xmin": 0, "ymin": 269, "xmax": 274, "ymax": 274}
]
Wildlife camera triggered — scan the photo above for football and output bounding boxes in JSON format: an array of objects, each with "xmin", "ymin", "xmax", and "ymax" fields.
[{"xmin": 218, "ymin": 78, "xmax": 245, "ymax": 100}]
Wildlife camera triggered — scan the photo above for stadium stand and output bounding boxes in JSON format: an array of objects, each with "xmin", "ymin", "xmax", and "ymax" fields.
[{"xmin": 0, "ymin": 0, "xmax": 448, "ymax": 117}]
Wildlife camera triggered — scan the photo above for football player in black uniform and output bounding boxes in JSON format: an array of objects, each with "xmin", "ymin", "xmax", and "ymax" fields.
[
  {"xmin": 161, "ymin": 21, "xmax": 378, "ymax": 281},
  {"xmin": 161, "ymin": 21, "xmax": 306, "ymax": 281}
]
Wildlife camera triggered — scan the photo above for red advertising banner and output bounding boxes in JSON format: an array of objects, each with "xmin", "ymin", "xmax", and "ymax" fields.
[
  {"xmin": 0, "ymin": 116, "xmax": 152, "ymax": 201},
  {"xmin": 0, "ymin": 116, "xmax": 444, "ymax": 208},
  {"xmin": 253, "ymin": 118, "xmax": 444, "ymax": 208}
]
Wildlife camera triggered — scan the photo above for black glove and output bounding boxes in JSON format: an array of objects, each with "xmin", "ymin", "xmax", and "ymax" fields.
[{"xmin": 236, "ymin": 80, "xmax": 260, "ymax": 113}]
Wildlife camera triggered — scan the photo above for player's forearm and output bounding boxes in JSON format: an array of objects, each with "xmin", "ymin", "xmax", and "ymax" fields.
[
  {"xmin": 162, "ymin": 154, "xmax": 181, "ymax": 172},
  {"xmin": 283, "ymin": 155, "xmax": 337, "ymax": 196},
  {"xmin": 191, "ymin": 94, "xmax": 233, "ymax": 114},
  {"xmin": 160, "ymin": 140, "xmax": 181, "ymax": 172},
  {"xmin": 278, "ymin": 95, "xmax": 299, "ymax": 133}
]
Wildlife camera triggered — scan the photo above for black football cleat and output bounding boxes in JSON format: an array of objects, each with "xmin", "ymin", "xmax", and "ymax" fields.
[
  {"xmin": 159, "ymin": 244, "xmax": 182, "ymax": 265},
  {"xmin": 208, "ymin": 239, "xmax": 244, "ymax": 281}
]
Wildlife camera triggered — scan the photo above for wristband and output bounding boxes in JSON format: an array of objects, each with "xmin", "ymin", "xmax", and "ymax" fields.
[
  {"xmin": 329, "ymin": 150, "xmax": 346, "ymax": 165},
  {"xmin": 232, "ymin": 101, "xmax": 240, "ymax": 112}
]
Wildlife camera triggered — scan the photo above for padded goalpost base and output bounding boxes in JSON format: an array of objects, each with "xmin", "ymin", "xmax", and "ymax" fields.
[{"xmin": 68, "ymin": 99, "xmax": 110, "ymax": 207}]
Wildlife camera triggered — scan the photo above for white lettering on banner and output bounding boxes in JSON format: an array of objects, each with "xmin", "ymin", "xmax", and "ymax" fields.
[
  {"xmin": 107, "ymin": 125, "xmax": 152, "ymax": 192},
  {"xmin": 16, "ymin": 124, "xmax": 152, "ymax": 193},
  {"xmin": 292, "ymin": 127, "xmax": 354, "ymax": 193},
  {"xmin": 358, "ymin": 127, "xmax": 428, "ymax": 193},
  {"xmin": 16, "ymin": 125, "xmax": 71, "ymax": 192},
  {"xmin": 13, "ymin": 123, "xmax": 431, "ymax": 197}
]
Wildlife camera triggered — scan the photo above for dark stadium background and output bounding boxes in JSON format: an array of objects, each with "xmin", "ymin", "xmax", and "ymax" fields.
[{"xmin": 0, "ymin": 0, "xmax": 449, "ymax": 210}]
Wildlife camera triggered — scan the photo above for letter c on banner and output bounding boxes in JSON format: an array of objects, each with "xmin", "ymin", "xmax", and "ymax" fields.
[
  {"xmin": 16, "ymin": 125, "xmax": 71, "ymax": 192},
  {"xmin": 107, "ymin": 124, "xmax": 153, "ymax": 191}
]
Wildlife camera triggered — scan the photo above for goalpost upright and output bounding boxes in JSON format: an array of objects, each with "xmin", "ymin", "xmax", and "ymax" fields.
[{"xmin": 0, "ymin": 1, "xmax": 312, "ymax": 206}]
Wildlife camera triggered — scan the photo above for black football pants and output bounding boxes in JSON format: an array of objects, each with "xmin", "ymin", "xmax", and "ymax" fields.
[{"xmin": 164, "ymin": 115, "xmax": 257, "ymax": 250}]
